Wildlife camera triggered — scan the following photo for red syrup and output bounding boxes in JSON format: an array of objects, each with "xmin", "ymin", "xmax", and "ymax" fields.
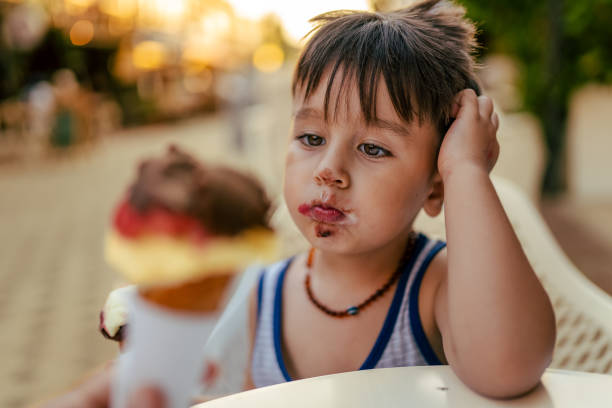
[{"xmin": 113, "ymin": 200, "xmax": 210, "ymax": 244}]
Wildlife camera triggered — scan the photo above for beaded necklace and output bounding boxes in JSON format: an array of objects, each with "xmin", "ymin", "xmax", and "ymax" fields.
[{"xmin": 304, "ymin": 232, "xmax": 416, "ymax": 318}]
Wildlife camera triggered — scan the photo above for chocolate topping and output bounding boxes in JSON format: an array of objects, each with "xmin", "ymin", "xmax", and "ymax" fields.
[
  {"xmin": 100, "ymin": 323, "xmax": 126, "ymax": 342},
  {"xmin": 128, "ymin": 145, "xmax": 272, "ymax": 236}
]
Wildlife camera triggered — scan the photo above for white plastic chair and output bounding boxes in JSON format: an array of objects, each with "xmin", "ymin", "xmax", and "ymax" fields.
[
  {"xmin": 566, "ymin": 84, "xmax": 612, "ymax": 199},
  {"xmin": 414, "ymin": 176, "xmax": 612, "ymax": 373}
]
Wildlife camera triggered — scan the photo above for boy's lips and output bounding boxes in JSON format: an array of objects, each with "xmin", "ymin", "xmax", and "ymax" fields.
[{"xmin": 298, "ymin": 203, "xmax": 347, "ymax": 224}]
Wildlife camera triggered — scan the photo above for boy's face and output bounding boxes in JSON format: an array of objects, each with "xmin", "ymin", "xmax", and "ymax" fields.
[{"xmin": 284, "ymin": 71, "xmax": 442, "ymax": 255}]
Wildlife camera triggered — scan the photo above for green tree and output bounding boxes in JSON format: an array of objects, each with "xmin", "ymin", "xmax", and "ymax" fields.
[{"xmin": 461, "ymin": 0, "xmax": 612, "ymax": 193}]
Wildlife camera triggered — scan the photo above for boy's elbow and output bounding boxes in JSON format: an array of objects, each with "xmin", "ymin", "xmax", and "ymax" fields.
[
  {"xmin": 457, "ymin": 349, "xmax": 553, "ymax": 399},
  {"xmin": 466, "ymin": 361, "xmax": 546, "ymax": 399},
  {"xmin": 452, "ymin": 332, "xmax": 555, "ymax": 399}
]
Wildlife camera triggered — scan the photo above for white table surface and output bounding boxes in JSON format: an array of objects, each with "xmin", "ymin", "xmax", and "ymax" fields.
[{"xmin": 196, "ymin": 366, "xmax": 612, "ymax": 407}]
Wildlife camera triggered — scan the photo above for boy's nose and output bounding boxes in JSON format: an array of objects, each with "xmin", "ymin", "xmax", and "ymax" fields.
[{"xmin": 314, "ymin": 167, "xmax": 350, "ymax": 189}]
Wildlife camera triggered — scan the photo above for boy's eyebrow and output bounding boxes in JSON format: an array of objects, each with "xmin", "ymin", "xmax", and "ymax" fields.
[
  {"xmin": 293, "ymin": 107, "xmax": 323, "ymax": 120},
  {"xmin": 371, "ymin": 118, "xmax": 412, "ymax": 137},
  {"xmin": 294, "ymin": 107, "xmax": 411, "ymax": 137}
]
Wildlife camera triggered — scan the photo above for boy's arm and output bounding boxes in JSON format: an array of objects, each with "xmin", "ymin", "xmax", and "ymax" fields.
[{"xmin": 434, "ymin": 89, "xmax": 556, "ymax": 398}]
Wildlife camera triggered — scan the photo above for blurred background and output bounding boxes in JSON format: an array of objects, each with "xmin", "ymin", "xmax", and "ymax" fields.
[{"xmin": 0, "ymin": 0, "xmax": 611, "ymax": 406}]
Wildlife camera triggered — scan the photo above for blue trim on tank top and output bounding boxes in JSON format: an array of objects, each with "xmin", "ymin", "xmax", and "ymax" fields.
[
  {"xmin": 409, "ymin": 240, "xmax": 447, "ymax": 365},
  {"xmin": 256, "ymin": 270, "xmax": 265, "ymax": 324},
  {"xmin": 273, "ymin": 258, "xmax": 295, "ymax": 382},
  {"xmin": 359, "ymin": 233, "xmax": 428, "ymax": 369},
  {"xmin": 272, "ymin": 234, "xmax": 427, "ymax": 381}
]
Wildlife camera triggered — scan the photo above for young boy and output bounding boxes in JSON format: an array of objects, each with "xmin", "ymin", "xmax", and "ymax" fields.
[
  {"xmin": 246, "ymin": 0, "xmax": 555, "ymax": 398},
  {"xmin": 45, "ymin": 1, "xmax": 555, "ymax": 405}
]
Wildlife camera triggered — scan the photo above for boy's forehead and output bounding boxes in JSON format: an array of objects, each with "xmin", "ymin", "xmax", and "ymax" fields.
[{"xmin": 292, "ymin": 72, "xmax": 418, "ymax": 135}]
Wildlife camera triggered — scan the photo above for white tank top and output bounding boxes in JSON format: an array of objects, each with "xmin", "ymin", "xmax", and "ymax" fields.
[{"xmin": 251, "ymin": 233, "xmax": 446, "ymax": 388}]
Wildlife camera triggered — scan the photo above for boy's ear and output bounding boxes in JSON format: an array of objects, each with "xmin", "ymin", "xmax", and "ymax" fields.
[{"xmin": 423, "ymin": 172, "xmax": 444, "ymax": 217}]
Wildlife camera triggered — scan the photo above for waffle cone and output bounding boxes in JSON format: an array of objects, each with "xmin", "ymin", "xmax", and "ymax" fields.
[{"xmin": 139, "ymin": 273, "xmax": 233, "ymax": 312}]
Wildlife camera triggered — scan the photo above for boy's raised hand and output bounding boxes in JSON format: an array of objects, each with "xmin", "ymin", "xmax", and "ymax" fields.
[{"xmin": 437, "ymin": 89, "xmax": 500, "ymax": 179}]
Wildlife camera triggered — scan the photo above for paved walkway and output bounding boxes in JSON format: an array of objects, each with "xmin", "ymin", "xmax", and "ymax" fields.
[{"xmin": 1, "ymin": 108, "xmax": 611, "ymax": 406}]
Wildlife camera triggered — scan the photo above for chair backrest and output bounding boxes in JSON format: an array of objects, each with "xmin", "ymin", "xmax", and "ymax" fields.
[
  {"xmin": 491, "ymin": 111, "xmax": 546, "ymax": 202},
  {"xmin": 567, "ymin": 84, "xmax": 612, "ymax": 200},
  {"xmin": 414, "ymin": 176, "xmax": 612, "ymax": 373}
]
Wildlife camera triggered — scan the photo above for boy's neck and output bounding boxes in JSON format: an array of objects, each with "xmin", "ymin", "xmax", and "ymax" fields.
[{"xmin": 311, "ymin": 231, "xmax": 414, "ymax": 288}]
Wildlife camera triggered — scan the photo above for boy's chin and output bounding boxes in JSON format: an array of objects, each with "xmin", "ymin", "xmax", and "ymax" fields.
[
  {"xmin": 303, "ymin": 223, "xmax": 351, "ymax": 251},
  {"xmin": 313, "ymin": 223, "xmax": 337, "ymax": 238}
]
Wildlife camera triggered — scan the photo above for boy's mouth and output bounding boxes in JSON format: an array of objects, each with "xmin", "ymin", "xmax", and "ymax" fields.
[{"xmin": 298, "ymin": 203, "xmax": 346, "ymax": 224}]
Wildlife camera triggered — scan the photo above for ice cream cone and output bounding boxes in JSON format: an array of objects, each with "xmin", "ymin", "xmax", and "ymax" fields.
[
  {"xmin": 103, "ymin": 145, "xmax": 277, "ymax": 407},
  {"xmin": 139, "ymin": 273, "xmax": 233, "ymax": 313}
]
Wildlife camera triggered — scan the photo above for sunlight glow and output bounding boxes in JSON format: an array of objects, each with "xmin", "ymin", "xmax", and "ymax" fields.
[
  {"xmin": 226, "ymin": 0, "xmax": 370, "ymax": 44},
  {"xmin": 100, "ymin": 0, "xmax": 138, "ymax": 19},
  {"xmin": 200, "ymin": 10, "xmax": 232, "ymax": 38},
  {"xmin": 151, "ymin": 0, "xmax": 186, "ymax": 20},
  {"xmin": 65, "ymin": 0, "xmax": 96, "ymax": 8}
]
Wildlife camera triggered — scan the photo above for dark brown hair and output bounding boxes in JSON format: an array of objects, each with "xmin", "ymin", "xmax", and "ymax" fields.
[{"xmin": 292, "ymin": 0, "xmax": 481, "ymax": 137}]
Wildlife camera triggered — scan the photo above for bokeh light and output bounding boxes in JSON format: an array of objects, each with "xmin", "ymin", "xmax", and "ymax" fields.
[
  {"xmin": 69, "ymin": 20, "xmax": 94, "ymax": 46},
  {"xmin": 132, "ymin": 41, "xmax": 166, "ymax": 70},
  {"xmin": 252, "ymin": 43, "xmax": 285, "ymax": 73}
]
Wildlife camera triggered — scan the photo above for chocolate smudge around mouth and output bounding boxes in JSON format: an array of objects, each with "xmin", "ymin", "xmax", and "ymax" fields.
[{"xmin": 315, "ymin": 224, "xmax": 333, "ymax": 238}]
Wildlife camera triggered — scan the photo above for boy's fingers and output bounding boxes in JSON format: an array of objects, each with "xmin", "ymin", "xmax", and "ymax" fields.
[
  {"xmin": 488, "ymin": 140, "xmax": 500, "ymax": 171},
  {"xmin": 477, "ymin": 96, "xmax": 493, "ymax": 120},
  {"xmin": 451, "ymin": 101, "xmax": 460, "ymax": 119},
  {"xmin": 38, "ymin": 364, "xmax": 113, "ymax": 408},
  {"xmin": 491, "ymin": 112, "xmax": 500, "ymax": 131},
  {"xmin": 454, "ymin": 89, "xmax": 478, "ymax": 119},
  {"xmin": 127, "ymin": 386, "xmax": 165, "ymax": 408},
  {"xmin": 84, "ymin": 367, "xmax": 112, "ymax": 407}
]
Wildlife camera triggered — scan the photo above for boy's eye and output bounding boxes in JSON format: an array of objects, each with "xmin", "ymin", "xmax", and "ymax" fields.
[
  {"xmin": 298, "ymin": 134, "xmax": 325, "ymax": 147},
  {"xmin": 358, "ymin": 143, "xmax": 391, "ymax": 157}
]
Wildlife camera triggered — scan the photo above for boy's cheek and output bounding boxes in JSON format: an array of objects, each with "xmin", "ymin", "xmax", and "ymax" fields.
[
  {"xmin": 284, "ymin": 150, "xmax": 316, "ymax": 183},
  {"xmin": 285, "ymin": 143, "xmax": 313, "ymax": 163},
  {"xmin": 282, "ymin": 168, "xmax": 302, "ymax": 211},
  {"xmin": 285, "ymin": 148, "xmax": 298, "ymax": 166}
]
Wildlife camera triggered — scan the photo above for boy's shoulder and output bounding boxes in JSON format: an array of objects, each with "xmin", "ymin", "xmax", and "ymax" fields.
[
  {"xmin": 415, "ymin": 233, "xmax": 448, "ymax": 301},
  {"xmin": 254, "ymin": 255, "xmax": 298, "ymax": 282},
  {"xmin": 421, "ymin": 233, "xmax": 448, "ymax": 277},
  {"xmin": 426, "ymin": 244, "xmax": 447, "ymax": 281}
]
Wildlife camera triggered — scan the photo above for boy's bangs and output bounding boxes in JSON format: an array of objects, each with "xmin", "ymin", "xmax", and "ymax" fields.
[
  {"xmin": 292, "ymin": 5, "xmax": 482, "ymax": 136},
  {"xmin": 293, "ymin": 15, "xmax": 422, "ymax": 128}
]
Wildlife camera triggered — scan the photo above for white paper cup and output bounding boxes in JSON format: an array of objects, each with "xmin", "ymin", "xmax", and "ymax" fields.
[{"xmin": 112, "ymin": 291, "xmax": 218, "ymax": 408}]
